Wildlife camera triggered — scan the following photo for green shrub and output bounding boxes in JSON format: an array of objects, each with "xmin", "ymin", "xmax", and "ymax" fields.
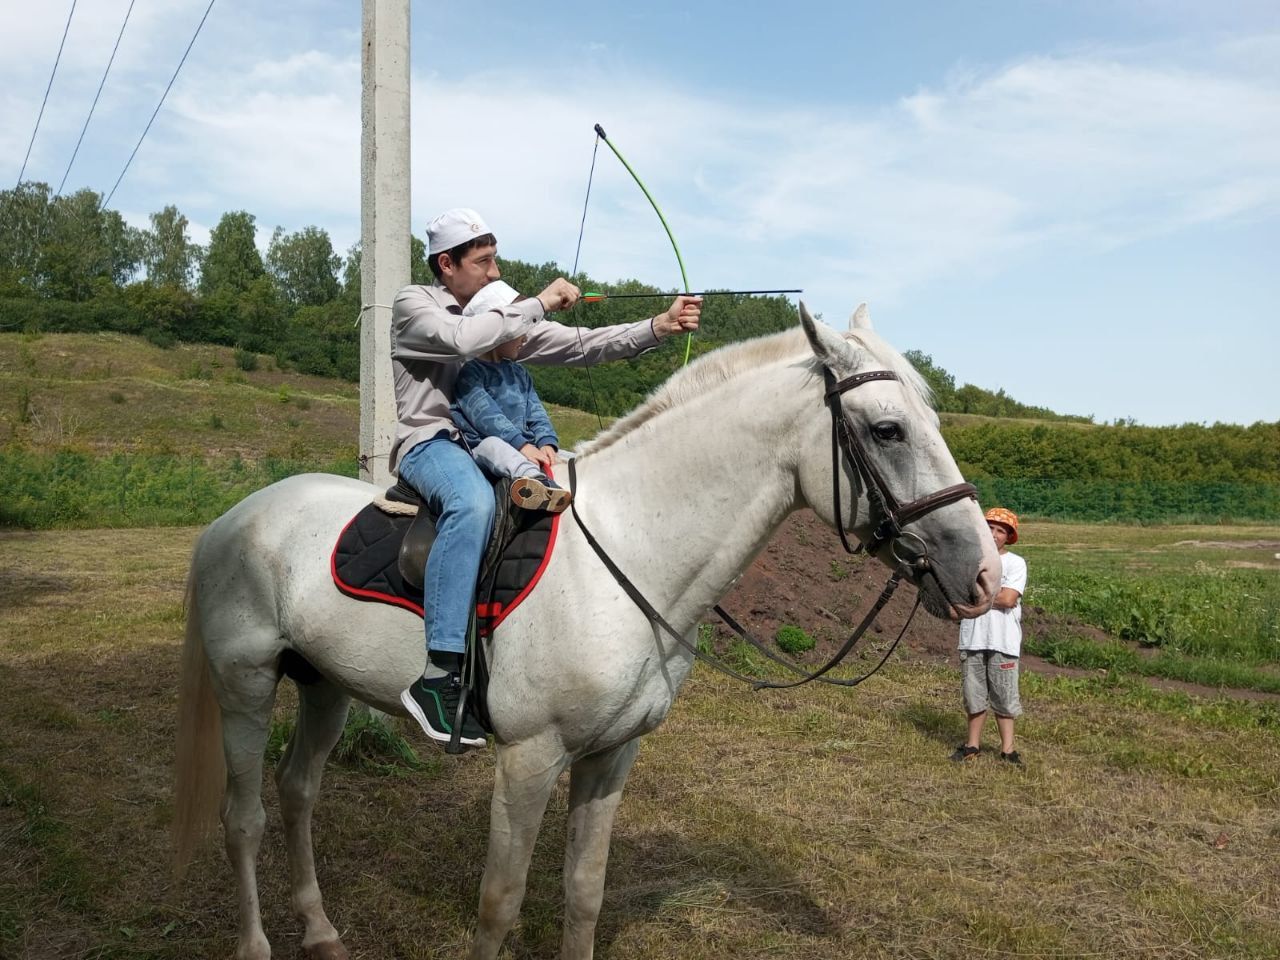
[
  {"xmin": 234, "ymin": 348, "xmax": 258, "ymax": 372},
  {"xmin": 775, "ymin": 624, "xmax": 816, "ymax": 656}
]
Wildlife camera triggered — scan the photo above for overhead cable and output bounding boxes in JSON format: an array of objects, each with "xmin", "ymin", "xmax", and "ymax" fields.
[
  {"xmin": 57, "ymin": 0, "xmax": 137, "ymax": 197},
  {"xmin": 103, "ymin": 0, "xmax": 217, "ymax": 208},
  {"xmin": 16, "ymin": 0, "xmax": 79, "ymax": 188}
]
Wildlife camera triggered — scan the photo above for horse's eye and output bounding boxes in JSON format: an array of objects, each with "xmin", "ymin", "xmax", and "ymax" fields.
[{"xmin": 872, "ymin": 421, "xmax": 903, "ymax": 442}]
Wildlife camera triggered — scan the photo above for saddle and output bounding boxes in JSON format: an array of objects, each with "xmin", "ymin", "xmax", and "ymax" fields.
[{"xmin": 330, "ymin": 478, "xmax": 561, "ymax": 735}]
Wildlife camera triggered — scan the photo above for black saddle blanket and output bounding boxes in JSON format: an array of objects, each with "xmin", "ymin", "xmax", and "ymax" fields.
[{"xmin": 330, "ymin": 500, "xmax": 559, "ymax": 636}]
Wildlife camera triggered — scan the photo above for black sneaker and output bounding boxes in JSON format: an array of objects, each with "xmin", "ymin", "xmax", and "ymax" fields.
[
  {"xmin": 950, "ymin": 744, "xmax": 980, "ymax": 762},
  {"xmin": 511, "ymin": 474, "xmax": 572, "ymax": 514},
  {"xmin": 999, "ymin": 750, "xmax": 1023, "ymax": 766},
  {"xmin": 400, "ymin": 673, "xmax": 487, "ymax": 749}
]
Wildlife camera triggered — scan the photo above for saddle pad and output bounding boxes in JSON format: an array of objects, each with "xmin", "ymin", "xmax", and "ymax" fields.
[{"xmin": 330, "ymin": 501, "xmax": 560, "ymax": 634}]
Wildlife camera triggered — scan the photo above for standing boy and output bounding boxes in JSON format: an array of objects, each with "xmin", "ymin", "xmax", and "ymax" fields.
[{"xmin": 951, "ymin": 507, "xmax": 1027, "ymax": 765}]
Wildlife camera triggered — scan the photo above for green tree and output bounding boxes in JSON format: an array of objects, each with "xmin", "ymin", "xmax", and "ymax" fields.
[
  {"xmin": 236, "ymin": 275, "xmax": 286, "ymax": 353},
  {"xmin": 199, "ymin": 211, "xmax": 265, "ymax": 297},
  {"xmin": 341, "ymin": 243, "xmax": 361, "ymax": 305},
  {"xmin": 410, "ymin": 235, "xmax": 430, "ymax": 285},
  {"xmin": 38, "ymin": 189, "xmax": 142, "ymax": 300},
  {"xmin": 143, "ymin": 205, "xmax": 200, "ymax": 289},
  {"xmin": 0, "ymin": 181, "xmax": 52, "ymax": 295},
  {"xmin": 903, "ymin": 349, "xmax": 956, "ymax": 410},
  {"xmin": 266, "ymin": 225, "xmax": 341, "ymax": 307}
]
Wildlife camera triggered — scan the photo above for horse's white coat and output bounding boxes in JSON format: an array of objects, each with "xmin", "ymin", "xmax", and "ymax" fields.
[{"xmin": 174, "ymin": 307, "xmax": 999, "ymax": 960}]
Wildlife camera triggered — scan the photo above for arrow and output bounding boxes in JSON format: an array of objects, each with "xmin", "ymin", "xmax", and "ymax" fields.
[{"xmin": 581, "ymin": 288, "xmax": 802, "ymax": 303}]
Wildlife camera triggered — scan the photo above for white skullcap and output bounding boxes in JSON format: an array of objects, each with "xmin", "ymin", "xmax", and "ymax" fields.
[
  {"xmin": 426, "ymin": 207, "xmax": 493, "ymax": 255},
  {"xmin": 462, "ymin": 280, "xmax": 520, "ymax": 316}
]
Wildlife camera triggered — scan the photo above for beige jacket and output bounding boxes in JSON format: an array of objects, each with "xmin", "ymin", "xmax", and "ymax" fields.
[{"xmin": 389, "ymin": 283, "xmax": 661, "ymax": 471}]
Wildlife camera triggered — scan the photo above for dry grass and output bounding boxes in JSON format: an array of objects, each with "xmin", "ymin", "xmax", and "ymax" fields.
[{"xmin": 2, "ymin": 527, "xmax": 1278, "ymax": 959}]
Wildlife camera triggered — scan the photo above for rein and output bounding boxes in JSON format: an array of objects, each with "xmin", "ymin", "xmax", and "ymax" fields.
[{"xmin": 565, "ymin": 365, "xmax": 978, "ymax": 691}]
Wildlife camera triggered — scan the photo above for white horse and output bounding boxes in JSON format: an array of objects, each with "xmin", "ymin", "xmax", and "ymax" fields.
[{"xmin": 174, "ymin": 305, "xmax": 1000, "ymax": 960}]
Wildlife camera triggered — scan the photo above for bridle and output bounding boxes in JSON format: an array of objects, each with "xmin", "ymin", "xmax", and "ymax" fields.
[
  {"xmin": 822, "ymin": 368, "xmax": 978, "ymax": 565},
  {"xmin": 567, "ymin": 363, "xmax": 978, "ymax": 691}
]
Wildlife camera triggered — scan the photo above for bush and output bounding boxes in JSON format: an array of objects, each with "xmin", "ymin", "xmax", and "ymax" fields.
[
  {"xmin": 234, "ymin": 348, "xmax": 259, "ymax": 372},
  {"xmin": 775, "ymin": 624, "xmax": 816, "ymax": 656}
]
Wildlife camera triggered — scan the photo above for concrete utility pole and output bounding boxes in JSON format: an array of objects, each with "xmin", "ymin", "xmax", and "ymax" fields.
[{"xmin": 359, "ymin": 0, "xmax": 411, "ymax": 489}]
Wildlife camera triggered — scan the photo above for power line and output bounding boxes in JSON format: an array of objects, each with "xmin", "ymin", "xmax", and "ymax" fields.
[
  {"xmin": 57, "ymin": 0, "xmax": 137, "ymax": 198},
  {"xmin": 103, "ymin": 0, "xmax": 217, "ymax": 208},
  {"xmin": 16, "ymin": 0, "xmax": 79, "ymax": 189}
]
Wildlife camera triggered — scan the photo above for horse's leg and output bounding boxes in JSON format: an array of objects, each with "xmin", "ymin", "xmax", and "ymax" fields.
[
  {"xmin": 274, "ymin": 678, "xmax": 352, "ymax": 960},
  {"xmin": 560, "ymin": 740, "xmax": 640, "ymax": 960},
  {"xmin": 468, "ymin": 737, "xmax": 569, "ymax": 960},
  {"xmin": 218, "ymin": 666, "xmax": 280, "ymax": 960}
]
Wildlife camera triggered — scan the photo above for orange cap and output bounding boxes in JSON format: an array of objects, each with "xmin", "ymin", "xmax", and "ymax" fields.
[{"xmin": 984, "ymin": 507, "xmax": 1019, "ymax": 544}]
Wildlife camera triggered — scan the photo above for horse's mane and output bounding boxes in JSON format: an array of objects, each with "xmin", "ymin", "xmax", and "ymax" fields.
[{"xmin": 577, "ymin": 323, "xmax": 936, "ymax": 457}]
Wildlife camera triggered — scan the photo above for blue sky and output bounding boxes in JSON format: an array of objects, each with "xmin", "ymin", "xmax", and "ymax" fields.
[{"xmin": 2, "ymin": 1, "xmax": 1277, "ymax": 426}]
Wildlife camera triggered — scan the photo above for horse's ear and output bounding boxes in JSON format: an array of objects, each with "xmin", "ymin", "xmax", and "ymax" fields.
[
  {"xmin": 800, "ymin": 301, "xmax": 856, "ymax": 369},
  {"xmin": 849, "ymin": 303, "xmax": 872, "ymax": 331}
]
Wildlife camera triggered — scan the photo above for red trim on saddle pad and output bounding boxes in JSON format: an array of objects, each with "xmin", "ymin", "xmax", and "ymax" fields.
[
  {"xmin": 480, "ymin": 512, "xmax": 560, "ymax": 635},
  {"xmin": 329, "ymin": 515, "xmax": 426, "ymax": 617}
]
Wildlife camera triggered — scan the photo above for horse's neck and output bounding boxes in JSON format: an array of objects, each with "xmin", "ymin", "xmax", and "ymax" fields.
[{"xmin": 570, "ymin": 367, "xmax": 802, "ymax": 633}]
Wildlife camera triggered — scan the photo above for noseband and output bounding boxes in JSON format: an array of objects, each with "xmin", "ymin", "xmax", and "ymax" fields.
[{"xmin": 566, "ymin": 363, "xmax": 979, "ymax": 691}]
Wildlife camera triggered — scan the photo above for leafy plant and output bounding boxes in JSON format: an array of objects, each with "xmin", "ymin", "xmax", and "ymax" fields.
[{"xmin": 775, "ymin": 624, "xmax": 816, "ymax": 656}]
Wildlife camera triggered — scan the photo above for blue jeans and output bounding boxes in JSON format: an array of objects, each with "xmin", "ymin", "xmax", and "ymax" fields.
[{"xmin": 396, "ymin": 437, "xmax": 495, "ymax": 655}]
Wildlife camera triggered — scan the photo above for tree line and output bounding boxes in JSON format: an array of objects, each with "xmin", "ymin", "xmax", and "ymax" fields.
[{"xmin": 2, "ymin": 180, "xmax": 1276, "ymax": 499}]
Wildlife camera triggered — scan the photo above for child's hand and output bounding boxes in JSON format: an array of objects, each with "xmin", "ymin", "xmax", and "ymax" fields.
[
  {"xmin": 519, "ymin": 443, "xmax": 543, "ymax": 465},
  {"xmin": 540, "ymin": 445, "xmax": 559, "ymax": 466}
]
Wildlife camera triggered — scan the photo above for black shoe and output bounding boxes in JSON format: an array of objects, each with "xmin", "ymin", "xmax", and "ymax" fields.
[
  {"xmin": 999, "ymin": 750, "xmax": 1023, "ymax": 766},
  {"xmin": 950, "ymin": 744, "xmax": 980, "ymax": 762},
  {"xmin": 511, "ymin": 474, "xmax": 572, "ymax": 514},
  {"xmin": 400, "ymin": 673, "xmax": 487, "ymax": 749}
]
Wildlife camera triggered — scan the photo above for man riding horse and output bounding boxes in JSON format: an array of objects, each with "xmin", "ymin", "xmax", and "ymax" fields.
[{"xmin": 391, "ymin": 207, "xmax": 702, "ymax": 748}]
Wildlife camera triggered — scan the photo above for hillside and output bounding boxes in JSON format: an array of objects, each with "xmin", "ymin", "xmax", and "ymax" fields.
[
  {"xmin": 4, "ymin": 331, "xmax": 1276, "ymax": 529},
  {"xmin": 0, "ymin": 332, "xmax": 603, "ymax": 463}
]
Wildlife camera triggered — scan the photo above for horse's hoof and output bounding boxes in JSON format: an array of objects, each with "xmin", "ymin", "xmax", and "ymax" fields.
[{"xmin": 303, "ymin": 941, "xmax": 350, "ymax": 960}]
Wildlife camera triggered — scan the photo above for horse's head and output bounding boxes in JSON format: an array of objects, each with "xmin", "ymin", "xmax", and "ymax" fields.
[{"xmin": 796, "ymin": 303, "xmax": 999, "ymax": 619}]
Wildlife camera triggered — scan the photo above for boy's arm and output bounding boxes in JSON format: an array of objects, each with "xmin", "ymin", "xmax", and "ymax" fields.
[
  {"xmin": 992, "ymin": 554, "xmax": 1027, "ymax": 610},
  {"xmin": 522, "ymin": 372, "xmax": 559, "ymax": 449},
  {"xmin": 454, "ymin": 365, "xmax": 532, "ymax": 450}
]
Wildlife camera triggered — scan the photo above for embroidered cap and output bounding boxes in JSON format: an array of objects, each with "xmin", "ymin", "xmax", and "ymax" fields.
[
  {"xmin": 462, "ymin": 280, "xmax": 521, "ymax": 317},
  {"xmin": 426, "ymin": 207, "xmax": 493, "ymax": 255},
  {"xmin": 984, "ymin": 507, "xmax": 1019, "ymax": 544}
]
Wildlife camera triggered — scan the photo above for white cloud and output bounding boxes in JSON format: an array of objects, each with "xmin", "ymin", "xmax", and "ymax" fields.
[{"xmin": 2, "ymin": 7, "xmax": 1277, "ymax": 422}]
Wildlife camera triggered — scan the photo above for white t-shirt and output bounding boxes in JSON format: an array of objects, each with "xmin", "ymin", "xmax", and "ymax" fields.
[{"xmin": 958, "ymin": 550, "xmax": 1027, "ymax": 656}]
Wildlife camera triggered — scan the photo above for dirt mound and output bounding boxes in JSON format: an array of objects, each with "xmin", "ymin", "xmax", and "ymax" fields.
[{"xmin": 710, "ymin": 509, "xmax": 959, "ymax": 668}]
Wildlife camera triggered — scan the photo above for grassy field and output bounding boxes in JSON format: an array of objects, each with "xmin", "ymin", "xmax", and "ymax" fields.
[
  {"xmin": 1018, "ymin": 523, "xmax": 1280, "ymax": 693},
  {"xmin": 2, "ymin": 527, "xmax": 1278, "ymax": 959}
]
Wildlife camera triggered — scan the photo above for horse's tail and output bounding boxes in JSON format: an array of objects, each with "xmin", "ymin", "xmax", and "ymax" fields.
[{"xmin": 172, "ymin": 565, "xmax": 225, "ymax": 883}]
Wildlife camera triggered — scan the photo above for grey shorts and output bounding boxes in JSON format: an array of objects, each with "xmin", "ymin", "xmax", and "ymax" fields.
[{"xmin": 960, "ymin": 650, "xmax": 1023, "ymax": 718}]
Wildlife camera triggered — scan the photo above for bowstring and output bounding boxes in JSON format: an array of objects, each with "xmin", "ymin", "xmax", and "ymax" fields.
[{"xmin": 569, "ymin": 133, "xmax": 605, "ymax": 432}]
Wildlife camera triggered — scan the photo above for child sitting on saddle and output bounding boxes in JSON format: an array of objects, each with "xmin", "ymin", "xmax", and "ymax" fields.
[{"xmin": 451, "ymin": 280, "xmax": 573, "ymax": 514}]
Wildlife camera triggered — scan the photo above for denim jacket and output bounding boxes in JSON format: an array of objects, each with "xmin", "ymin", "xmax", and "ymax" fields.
[{"xmin": 451, "ymin": 359, "xmax": 558, "ymax": 452}]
